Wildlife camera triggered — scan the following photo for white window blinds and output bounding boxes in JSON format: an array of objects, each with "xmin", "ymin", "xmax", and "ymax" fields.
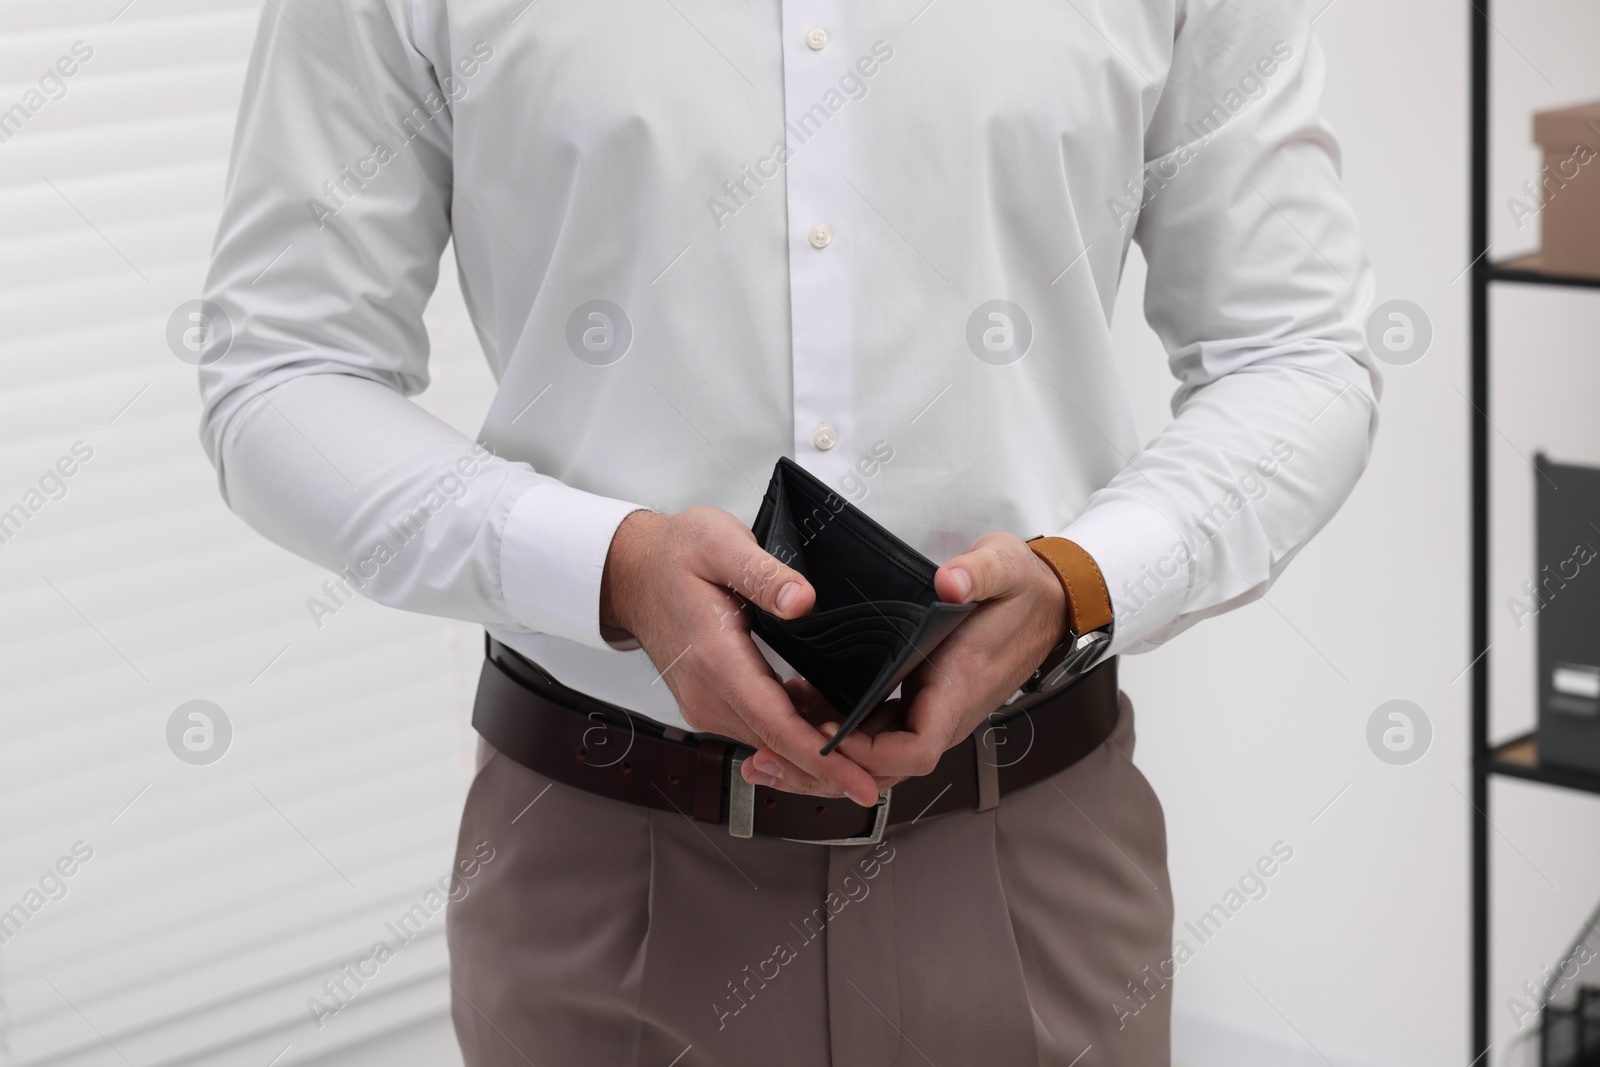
[{"xmin": 0, "ymin": 2, "xmax": 487, "ymax": 1062}]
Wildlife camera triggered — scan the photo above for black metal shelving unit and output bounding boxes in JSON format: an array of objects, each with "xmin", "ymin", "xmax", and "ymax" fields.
[{"xmin": 1470, "ymin": 4, "xmax": 1600, "ymax": 1060}]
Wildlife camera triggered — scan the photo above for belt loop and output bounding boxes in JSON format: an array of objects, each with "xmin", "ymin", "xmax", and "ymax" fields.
[
  {"xmin": 693, "ymin": 738, "xmax": 729, "ymax": 823},
  {"xmin": 973, "ymin": 729, "xmax": 1001, "ymax": 812}
]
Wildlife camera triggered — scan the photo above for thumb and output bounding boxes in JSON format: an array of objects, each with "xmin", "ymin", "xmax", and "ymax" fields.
[
  {"xmin": 936, "ymin": 535, "xmax": 1030, "ymax": 604},
  {"xmin": 711, "ymin": 535, "xmax": 816, "ymax": 621}
]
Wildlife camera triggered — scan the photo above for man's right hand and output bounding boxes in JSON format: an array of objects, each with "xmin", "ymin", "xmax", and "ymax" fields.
[{"xmin": 599, "ymin": 507, "xmax": 881, "ymax": 808}]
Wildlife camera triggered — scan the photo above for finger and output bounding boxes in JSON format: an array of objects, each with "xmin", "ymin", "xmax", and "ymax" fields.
[
  {"xmin": 834, "ymin": 677, "xmax": 966, "ymax": 782},
  {"xmin": 686, "ymin": 673, "xmax": 839, "ymax": 796},
  {"xmin": 745, "ymin": 741, "xmax": 900, "ymax": 796},
  {"xmin": 815, "ymin": 725, "xmax": 903, "ymax": 789},
  {"xmin": 739, "ymin": 746, "xmax": 842, "ymax": 797},
  {"xmin": 684, "ymin": 623, "xmax": 870, "ymax": 799},
  {"xmin": 821, "ymin": 725, "xmax": 904, "ymax": 792},
  {"xmin": 846, "ymin": 731, "xmax": 953, "ymax": 782},
  {"xmin": 782, "ymin": 676, "xmax": 825, "ymax": 716},
  {"xmin": 829, "ymin": 722, "xmax": 948, "ymax": 781},
  {"xmin": 784, "ymin": 678, "xmax": 853, "ymax": 734},
  {"xmin": 936, "ymin": 534, "xmax": 1030, "ymax": 605},
  {"xmin": 721, "ymin": 670, "xmax": 880, "ymax": 807},
  {"xmin": 815, "ymin": 678, "xmax": 923, "ymax": 763}
]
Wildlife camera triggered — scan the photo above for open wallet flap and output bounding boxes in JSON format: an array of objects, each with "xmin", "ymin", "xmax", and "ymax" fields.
[{"xmin": 749, "ymin": 457, "xmax": 976, "ymax": 754}]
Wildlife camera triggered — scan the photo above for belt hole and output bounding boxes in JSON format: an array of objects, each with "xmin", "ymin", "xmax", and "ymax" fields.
[
  {"xmin": 667, "ymin": 773, "xmax": 680, "ymax": 785},
  {"xmin": 576, "ymin": 748, "xmax": 586, "ymax": 761},
  {"xmin": 763, "ymin": 796, "xmax": 776, "ymax": 808},
  {"xmin": 815, "ymin": 804, "xmax": 827, "ymax": 815},
  {"xmin": 621, "ymin": 761, "xmax": 632, "ymax": 774}
]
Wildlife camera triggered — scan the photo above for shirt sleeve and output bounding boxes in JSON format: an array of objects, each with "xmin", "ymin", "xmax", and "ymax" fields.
[
  {"xmin": 1060, "ymin": 0, "xmax": 1381, "ymax": 655},
  {"xmin": 197, "ymin": 0, "xmax": 646, "ymax": 650}
]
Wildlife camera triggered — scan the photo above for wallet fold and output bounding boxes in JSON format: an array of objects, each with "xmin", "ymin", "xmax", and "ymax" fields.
[{"xmin": 750, "ymin": 457, "xmax": 976, "ymax": 754}]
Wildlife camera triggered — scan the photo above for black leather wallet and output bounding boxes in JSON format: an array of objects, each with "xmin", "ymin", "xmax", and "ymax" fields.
[{"xmin": 750, "ymin": 457, "xmax": 977, "ymax": 754}]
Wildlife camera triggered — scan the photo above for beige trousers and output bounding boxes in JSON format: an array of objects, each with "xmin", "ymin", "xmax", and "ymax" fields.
[{"xmin": 447, "ymin": 693, "xmax": 1173, "ymax": 1066}]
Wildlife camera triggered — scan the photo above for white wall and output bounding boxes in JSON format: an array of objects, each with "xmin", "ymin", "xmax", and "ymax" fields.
[{"xmin": 1116, "ymin": 1, "xmax": 1600, "ymax": 1065}]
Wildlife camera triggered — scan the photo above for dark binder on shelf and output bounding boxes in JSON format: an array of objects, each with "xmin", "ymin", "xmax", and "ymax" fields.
[{"xmin": 1536, "ymin": 454, "xmax": 1600, "ymax": 774}]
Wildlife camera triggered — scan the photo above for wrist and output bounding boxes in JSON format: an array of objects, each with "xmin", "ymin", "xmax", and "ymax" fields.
[
  {"xmin": 1024, "ymin": 536, "xmax": 1114, "ymax": 691},
  {"xmin": 600, "ymin": 509, "xmax": 666, "ymax": 634},
  {"xmin": 1030, "ymin": 549, "xmax": 1071, "ymax": 647}
]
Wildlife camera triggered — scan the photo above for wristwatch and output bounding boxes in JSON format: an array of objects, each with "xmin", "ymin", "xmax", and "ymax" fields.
[{"xmin": 1023, "ymin": 536, "xmax": 1114, "ymax": 694}]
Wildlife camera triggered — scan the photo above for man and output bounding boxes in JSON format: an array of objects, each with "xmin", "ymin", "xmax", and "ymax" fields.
[{"xmin": 198, "ymin": 0, "xmax": 1377, "ymax": 1063}]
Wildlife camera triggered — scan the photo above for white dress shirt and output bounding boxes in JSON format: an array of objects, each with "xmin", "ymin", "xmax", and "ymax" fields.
[{"xmin": 199, "ymin": 0, "xmax": 1379, "ymax": 731}]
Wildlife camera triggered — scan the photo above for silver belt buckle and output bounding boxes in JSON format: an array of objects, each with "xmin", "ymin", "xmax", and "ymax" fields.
[
  {"xmin": 728, "ymin": 748, "xmax": 892, "ymax": 846},
  {"xmin": 789, "ymin": 791, "xmax": 892, "ymax": 847}
]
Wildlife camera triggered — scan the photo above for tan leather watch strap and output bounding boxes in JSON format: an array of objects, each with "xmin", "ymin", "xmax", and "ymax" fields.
[{"xmin": 1027, "ymin": 536, "xmax": 1113, "ymax": 637}]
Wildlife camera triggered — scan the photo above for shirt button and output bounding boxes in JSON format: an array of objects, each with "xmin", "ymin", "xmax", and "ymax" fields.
[
  {"xmin": 805, "ymin": 27, "xmax": 829, "ymax": 50},
  {"xmin": 808, "ymin": 224, "xmax": 832, "ymax": 249},
  {"xmin": 812, "ymin": 424, "xmax": 838, "ymax": 451}
]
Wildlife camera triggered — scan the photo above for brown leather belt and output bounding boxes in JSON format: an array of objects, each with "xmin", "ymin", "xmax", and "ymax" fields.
[{"xmin": 473, "ymin": 637, "xmax": 1119, "ymax": 845}]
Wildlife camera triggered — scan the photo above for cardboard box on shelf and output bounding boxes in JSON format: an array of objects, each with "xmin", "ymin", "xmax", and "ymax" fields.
[{"xmin": 1532, "ymin": 100, "xmax": 1600, "ymax": 278}]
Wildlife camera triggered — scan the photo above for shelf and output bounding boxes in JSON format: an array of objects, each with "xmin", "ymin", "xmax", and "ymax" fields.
[
  {"xmin": 1489, "ymin": 255, "xmax": 1600, "ymax": 291},
  {"xmin": 1487, "ymin": 731, "xmax": 1600, "ymax": 796}
]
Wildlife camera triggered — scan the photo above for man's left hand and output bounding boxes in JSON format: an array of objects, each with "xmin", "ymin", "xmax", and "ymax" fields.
[{"xmin": 754, "ymin": 531, "xmax": 1074, "ymax": 796}]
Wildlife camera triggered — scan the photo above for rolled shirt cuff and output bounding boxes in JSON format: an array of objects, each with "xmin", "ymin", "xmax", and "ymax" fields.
[
  {"xmin": 499, "ymin": 481, "xmax": 651, "ymax": 651},
  {"xmin": 1059, "ymin": 498, "xmax": 1192, "ymax": 655}
]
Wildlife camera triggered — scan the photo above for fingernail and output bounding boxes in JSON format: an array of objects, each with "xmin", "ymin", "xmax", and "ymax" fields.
[
  {"xmin": 748, "ymin": 770, "xmax": 779, "ymax": 788},
  {"xmin": 852, "ymin": 788, "xmax": 879, "ymax": 808},
  {"xmin": 775, "ymin": 581, "xmax": 800, "ymax": 614},
  {"xmin": 949, "ymin": 567, "xmax": 972, "ymax": 600},
  {"xmin": 754, "ymin": 755, "xmax": 784, "ymax": 781},
  {"xmin": 819, "ymin": 722, "xmax": 839, "ymax": 739}
]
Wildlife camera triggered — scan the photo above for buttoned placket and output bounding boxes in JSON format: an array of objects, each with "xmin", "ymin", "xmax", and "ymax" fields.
[{"xmin": 781, "ymin": 0, "xmax": 854, "ymax": 485}]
